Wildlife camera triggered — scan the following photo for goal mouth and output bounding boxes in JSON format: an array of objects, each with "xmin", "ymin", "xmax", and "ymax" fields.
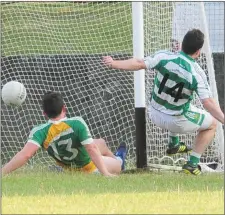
[{"xmin": 1, "ymin": 2, "xmax": 224, "ymax": 171}]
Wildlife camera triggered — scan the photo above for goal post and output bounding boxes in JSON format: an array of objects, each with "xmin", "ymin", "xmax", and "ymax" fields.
[
  {"xmin": 1, "ymin": 2, "xmax": 224, "ymax": 171},
  {"xmin": 132, "ymin": 2, "xmax": 147, "ymax": 169}
]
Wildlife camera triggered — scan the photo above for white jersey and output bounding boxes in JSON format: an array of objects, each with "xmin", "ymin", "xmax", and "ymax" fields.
[{"xmin": 144, "ymin": 50, "xmax": 212, "ymax": 115}]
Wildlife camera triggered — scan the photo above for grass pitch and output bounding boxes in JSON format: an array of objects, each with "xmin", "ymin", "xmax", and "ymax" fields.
[{"xmin": 2, "ymin": 170, "xmax": 224, "ymax": 214}]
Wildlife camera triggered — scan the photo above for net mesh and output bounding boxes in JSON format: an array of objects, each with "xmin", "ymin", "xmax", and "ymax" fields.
[{"xmin": 1, "ymin": 2, "xmax": 223, "ymax": 169}]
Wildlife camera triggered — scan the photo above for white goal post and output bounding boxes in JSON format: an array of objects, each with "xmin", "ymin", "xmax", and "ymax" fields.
[{"xmin": 1, "ymin": 2, "xmax": 224, "ymax": 171}]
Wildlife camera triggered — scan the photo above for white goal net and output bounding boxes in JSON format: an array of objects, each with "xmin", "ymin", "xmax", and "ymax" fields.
[{"xmin": 1, "ymin": 2, "xmax": 224, "ymax": 170}]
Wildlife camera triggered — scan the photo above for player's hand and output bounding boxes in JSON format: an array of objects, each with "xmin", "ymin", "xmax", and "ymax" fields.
[{"xmin": 102, "ymin": 56, "xmax": 114, "ymax": 68}]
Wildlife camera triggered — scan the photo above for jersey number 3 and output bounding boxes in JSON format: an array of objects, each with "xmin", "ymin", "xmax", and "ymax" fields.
[
  {"xmin": 49, "ymin": 138, "xmax": 78, "ymax": 161},
  {"xmin": 158, "ymin": 74, "xmax": 185, "ymax": 102}
]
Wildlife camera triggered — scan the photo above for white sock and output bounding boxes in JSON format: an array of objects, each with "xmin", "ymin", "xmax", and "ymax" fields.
[{"xmin": 116, "ymin": 156, "xmax": 123, "ymax": 165}]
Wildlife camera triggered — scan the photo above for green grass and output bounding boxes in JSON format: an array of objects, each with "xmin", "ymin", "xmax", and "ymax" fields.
[{"xmin": 2, "ymin": 171, "xmax": 224, "ymax": 214}]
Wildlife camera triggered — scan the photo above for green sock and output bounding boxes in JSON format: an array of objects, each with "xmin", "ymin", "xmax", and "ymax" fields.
[
  {"xmin": 169, "ymin": 135, "xmax": 179, "ymax": 148},
  {"xmin": 189, "ymin": 152, "xmax": 201, "ymax": 166}
]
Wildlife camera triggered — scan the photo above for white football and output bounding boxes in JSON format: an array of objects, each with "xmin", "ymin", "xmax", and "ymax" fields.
[{"xmin": 2, "ymin": 81, "xmax": 27, "ymax": 107}]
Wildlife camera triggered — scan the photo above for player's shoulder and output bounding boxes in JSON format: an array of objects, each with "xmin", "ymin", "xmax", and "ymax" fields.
[
  {"xmin": 31, "ymin": 122, "xmax": 50, "ymax": 133},
  {"xmin": 64, "ymin": 116, "xmax": 88, "ymax": 126},
  {"xmin": 29, "ymin": 122, "xmax": 50, "ymax": 137},
  {"xmin": 65, "ymin": 116, "xmax": 85, "ymax": 122},
  {"xmin": 191, "ymin": 61, "xmax": 205, "ymax": 76},
  {"xmin": 153, "ymin": 50, "xmax": 176, "ymax": 57}
]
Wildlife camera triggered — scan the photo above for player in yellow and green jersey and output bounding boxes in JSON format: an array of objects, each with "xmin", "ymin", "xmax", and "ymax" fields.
[{"xmin": 2, "ymin": 92, "xmax": 126, "ymax": 177}]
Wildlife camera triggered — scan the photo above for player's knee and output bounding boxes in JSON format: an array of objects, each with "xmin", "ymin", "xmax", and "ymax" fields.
[
  {"xmin": 98, "ymin": 138, "xmax": 106, "ymax": 145},
  {"xmin": 208, "ymin": 117, "xmax": 217, "ymax": 131},
  {"xmin": 212, "ymin": 118, "xmax": 218, "ymax": 129},
  {"xmin": 95, "ymin": 138, "xmax": 106, "ymax": 147}
]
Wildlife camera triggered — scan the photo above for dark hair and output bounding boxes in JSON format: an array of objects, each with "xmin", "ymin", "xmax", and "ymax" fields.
[
  {"xmin": 42, "ymin": 91, "xmax": 64, "ymax": 118},
  {"xmin": 181, "ymin": 29, "xmax": 204, "ymax": 55}
]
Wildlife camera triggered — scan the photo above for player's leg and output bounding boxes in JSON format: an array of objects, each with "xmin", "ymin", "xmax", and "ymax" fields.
[
  {"xmin": 149, "ymin": 107, "xmax": 191, "ymax": 155},
  {"xmin": 94, "ymin": 138, "xmax": 127, "ymax": 170},
  {"xmin": 192, "ymin": 120, "xmax": 217, "ymax": 157},
  {"xmin": 166, "ymin": 131, "xmax": 192, "ymax": 155},
  {"xmin": 84, "ymin": 155, "xmax": 123, "ymax": 175},
  {"xmin": 183, "ymin": 111, "xmax": 217, "ymax": 175},
  {"xmin": 94, "ymin": 138, "xmax": 115, "ymax": 158},
  {"xmin": 114, "ymin": 142, "xmax": 127, "ymax": 170},
  {"xmin": 168, "ymin": 132, "xmax": 180, "ymax": 148},
  {"xmin": 101, "ymin": 156, "xmax": 122, "ymax": 174},
  {"xmin": 149, "ymin": 105, "xmax": 217, "ymax": 175}
]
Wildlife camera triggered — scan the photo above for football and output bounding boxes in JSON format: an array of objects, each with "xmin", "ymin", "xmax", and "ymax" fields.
[{"xmin": 1, "ymin": 81, "xmax": 27, "ymax": 107}]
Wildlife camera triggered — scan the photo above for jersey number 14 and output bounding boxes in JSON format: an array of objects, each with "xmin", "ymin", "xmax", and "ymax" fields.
[{"xmin": 158, "ymin": 74, "xmax": 185, "ymax": 102}]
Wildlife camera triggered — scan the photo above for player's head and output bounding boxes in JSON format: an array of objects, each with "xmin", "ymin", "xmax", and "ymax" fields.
[
  {"xmin": 42, "ymin": 91, "xmax": 66, "ymax": 118},
  {"xmin": 181, "ymin": 29, "xmax": 204, "ymax": 58}
]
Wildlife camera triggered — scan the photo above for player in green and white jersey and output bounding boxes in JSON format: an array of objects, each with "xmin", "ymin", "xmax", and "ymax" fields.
[
  {"xmin": 103, "ymin": 29, "xmax": 224, "ymax": 175},
  {"xmin": 2, "ymin": 92, "xmax": 126, "ymax": 177}
]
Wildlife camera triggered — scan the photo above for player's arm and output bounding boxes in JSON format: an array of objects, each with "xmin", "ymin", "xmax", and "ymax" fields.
[
  {"xmin": 194, "ymin": 66, "xmax": 224, "ymax": 124},
  {"xmin": 2, "ymin": 142, "xmax": 39, "ymax": 176},
  {"xmin": 202, "ymin": 98, "xmax": 224, "ymax": 124},
  {"xmin": 77, "ymin": 118, "xmax": 115, "ymax": 177},
  {"xmin": 2, "ymin": 126, "xmax": 44, "ymax": 176},
  {"xmin": 103, "ymin": 54, "xmax": 162, "ymax": 71},
  {"xmin": 103, "ymin": 56, "xmax": 146, "ymax": 71}
]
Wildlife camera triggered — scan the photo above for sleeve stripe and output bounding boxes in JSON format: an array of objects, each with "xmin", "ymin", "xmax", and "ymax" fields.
[
  {"xmin": 27, "ymin": 140, "xmax": 41, "ymax": 147},
  {"xmin": 81, "ymin": 138, "xmax": 94, "ymax": 145}
]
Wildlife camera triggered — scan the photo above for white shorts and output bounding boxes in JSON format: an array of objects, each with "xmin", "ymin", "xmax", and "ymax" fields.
[{"xmin": 148, "ymin": 105, "xmax": 213, "ymax": 134}]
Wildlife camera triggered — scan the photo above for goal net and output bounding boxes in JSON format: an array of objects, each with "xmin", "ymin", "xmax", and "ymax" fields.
[{"xmin": 1, "ymin": 2, "xmax": 224, "ymax": 170}]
